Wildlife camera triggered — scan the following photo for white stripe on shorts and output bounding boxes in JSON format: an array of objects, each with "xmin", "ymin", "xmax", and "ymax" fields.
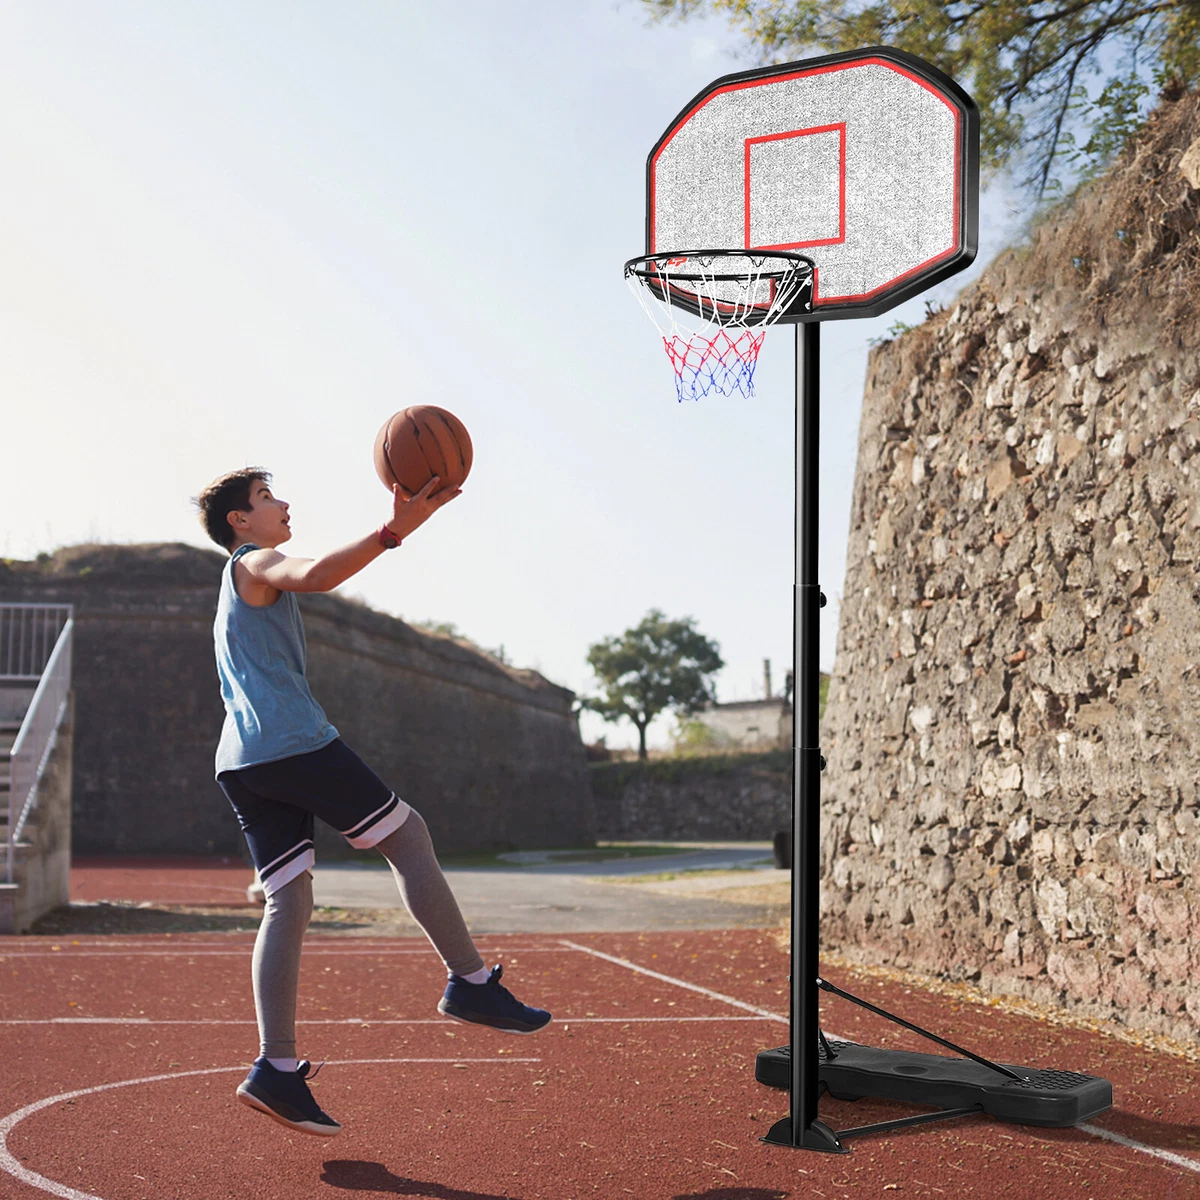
[
  {"xmin": 342, "ymin": 792, "xmax": 411, "ymax": 849},
  {"xmin": 258, "ymin": 839, "xmax": 316, "ymax": 899},
  {"xmin": 260, "ymin": 848, "xmax": 314, "ymax": 898}
]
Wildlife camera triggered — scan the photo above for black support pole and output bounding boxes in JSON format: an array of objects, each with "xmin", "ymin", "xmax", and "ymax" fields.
[{"xmin": 763, "ymin": 321, "xmax": 845, "ymax": 1153}]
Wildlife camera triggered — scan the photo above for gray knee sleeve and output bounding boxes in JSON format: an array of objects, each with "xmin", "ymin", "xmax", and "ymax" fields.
[
  {"xmin": 252, "ymin": 870, "xmax": 313, "ymax": 1060},
  {"xmin": 376, "ymin": 810, "xmax": 484, "ymax": 978}
]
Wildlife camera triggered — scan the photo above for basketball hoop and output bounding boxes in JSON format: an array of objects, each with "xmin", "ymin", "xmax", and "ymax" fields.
[{"xmin": 624, "ymin": 249, "xmax": 814, "ymax": 401}]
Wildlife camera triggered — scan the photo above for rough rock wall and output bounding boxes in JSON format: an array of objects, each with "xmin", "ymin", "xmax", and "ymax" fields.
[
  {"xmin": 823, "ymin": 91, "xmax": 1200, "ymax": 1040},
  {"xmin": 0, "ymin": 544, "xmax": 593, "ymax": 857}
]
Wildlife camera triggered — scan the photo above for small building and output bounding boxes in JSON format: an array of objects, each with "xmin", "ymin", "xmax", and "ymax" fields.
[
  {"xmin": 692, "ymin": 697, "xmax": 791, "ymax": 749},
  {"xmin": 685, "ymin": 659, "xmax": 833, "ymax": 750}
]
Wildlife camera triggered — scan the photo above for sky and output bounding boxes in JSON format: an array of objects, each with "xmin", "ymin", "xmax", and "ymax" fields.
[{"xmin": 0, "ymin": 1, "xmax": 1024, "ymax": 750}]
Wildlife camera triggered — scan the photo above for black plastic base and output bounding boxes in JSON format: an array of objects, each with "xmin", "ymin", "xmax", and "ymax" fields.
[{"xmin": 756, "ymin": 1041, "xmax": 1112, "ymax": 1128}]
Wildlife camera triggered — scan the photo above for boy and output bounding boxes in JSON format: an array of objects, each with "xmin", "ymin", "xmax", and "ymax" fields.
[{"xmin": 194, "ymin": 467, "xmax": 550, "ymax": 1137}]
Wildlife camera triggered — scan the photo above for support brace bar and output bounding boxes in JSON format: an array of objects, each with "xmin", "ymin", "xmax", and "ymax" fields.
[
  {"xmin": 836, "ymin": 1105, "xmax": 984, "ymax": 1141},
  {"xmin": 816, "ymin": 977, "xmax": 1027, "ymax": 1083}
]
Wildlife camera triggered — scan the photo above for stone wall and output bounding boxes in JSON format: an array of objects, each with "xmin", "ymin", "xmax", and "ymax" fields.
[
  {"xmin": 822, "ymin": 92, "xmax": 1200, "ymax": 1040},
  {"xmin": 591, "ymin": 752, "xmax": 790, "ymax": 841},
  {"xmin": 0, "ymin": 544, "xmax": 593, "ymax": 857}
]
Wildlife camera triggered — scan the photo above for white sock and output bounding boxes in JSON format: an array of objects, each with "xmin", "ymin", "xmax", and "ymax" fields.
[
  {"xmin": 455, "ymin": 966, "xmax": 491, "ymax": 985},
  {"xmin": 266, "ymin": 1056, "xmax": 298, "ymax": 1072}
]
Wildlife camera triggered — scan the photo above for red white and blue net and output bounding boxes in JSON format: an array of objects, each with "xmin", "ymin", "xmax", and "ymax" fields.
[{"xmin": 625, "ymin": 250, "xmax": 813, "ymax": 401}]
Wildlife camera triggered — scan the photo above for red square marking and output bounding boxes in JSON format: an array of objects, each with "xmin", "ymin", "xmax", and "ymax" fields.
[{"xmin": 744, "ymin": 123, "xmax": 846, "ymax": 251}]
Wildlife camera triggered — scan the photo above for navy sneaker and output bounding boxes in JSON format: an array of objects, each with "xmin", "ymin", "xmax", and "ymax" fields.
[
  {"xmin": 438, "ymin": 964, "xmax": 551, "ymax": 1034},
  {"xmin": 235, "ymin": 1058, "xmax": 341, "ymax": 1137}
]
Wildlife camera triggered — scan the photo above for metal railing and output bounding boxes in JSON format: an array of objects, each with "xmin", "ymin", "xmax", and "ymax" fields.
[
  {"xmin": 1, "ymin": 604, "xmax": 73, "ymax": 682},
  {"xmin": 3, "ymin": 606, "xmax": 74, "ymax": 883}
]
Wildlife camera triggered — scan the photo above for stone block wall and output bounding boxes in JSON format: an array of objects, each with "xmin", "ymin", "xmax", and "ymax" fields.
[
  {"xmin": 591, "ymin": 752, "xmax": 790, "ymax": 841},
  {"xmin": 0, "ymin": 544, "xmax": 593, "ymax": 857},
  {"xmin": 821, "ymin": 93, "xmax": 1200, "ymax": 1040}
]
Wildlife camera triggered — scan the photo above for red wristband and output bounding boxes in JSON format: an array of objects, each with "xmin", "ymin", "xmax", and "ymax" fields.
[{"xmin": 378, "ymin": 524, "xmax": 402, "ymax": 550}]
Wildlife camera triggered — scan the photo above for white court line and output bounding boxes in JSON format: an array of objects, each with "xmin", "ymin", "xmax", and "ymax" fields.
[
  {"xmin": 0, "ymin": 1014, "xmax": 773, "ymax": 1026},
  {"xmin": 0, "ymin": 936, "xmax": 545, "ymax": 948},
  {"xmin": 1078, "ymin": 1123, "xmax": 1200, "ymax": 1174},
  {"xmin": 559, "ymin": 940, "xmax": 1200, "ymax": 1178},
  {"xmin": 0, "ymin": 947, "xmax": 552, "ymax": 959},
  {"xmin": 558, "ymin": 939, "xmax": 787, "ymax": 1024},
  {"xmin": 0, "ymin": 1057, "xmax": 540, "ymax": 1200}
]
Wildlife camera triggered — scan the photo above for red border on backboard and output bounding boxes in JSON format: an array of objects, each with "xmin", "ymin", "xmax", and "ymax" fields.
[
  {"xmin": 744, "ymin": 124, "xmax": 846, "ymax": 251},
  {"xmin": 649, "ymin": 57, "xmax": 963, "ymax": 309}
]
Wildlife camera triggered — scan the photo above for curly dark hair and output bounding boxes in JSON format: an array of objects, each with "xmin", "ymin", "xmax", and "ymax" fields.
[{"xmin": 193, "ymin": 468, "xmax": 271, "ymax": 552}]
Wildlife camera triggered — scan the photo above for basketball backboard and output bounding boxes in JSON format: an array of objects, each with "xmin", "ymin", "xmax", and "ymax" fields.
[{"xmin": 645, "ymin": 46, "xmax": 979, "ymax": 322}]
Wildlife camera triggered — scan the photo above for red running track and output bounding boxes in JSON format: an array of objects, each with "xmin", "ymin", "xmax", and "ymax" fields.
[
  {"xmin": 2, "ymin": 929, "xmax": 1200, "ymax": 1199},
  {"xmin": 68, "ymin": 859, "xmax": 256, "ymax": 907}
]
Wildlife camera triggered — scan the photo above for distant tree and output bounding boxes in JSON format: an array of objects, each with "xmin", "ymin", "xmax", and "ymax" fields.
[
  {"xmin": 642, "ymin": 0, "xmax": 1200, "ymax": 196},
  {"xmin": 582, "ymin": 609, "xmax": 724, "ymax": 760}
]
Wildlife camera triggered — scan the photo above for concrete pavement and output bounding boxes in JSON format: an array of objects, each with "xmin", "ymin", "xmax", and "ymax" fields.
[{"xmin": 311, "ymin": 842, "xmax": 788, "ymax": 932}]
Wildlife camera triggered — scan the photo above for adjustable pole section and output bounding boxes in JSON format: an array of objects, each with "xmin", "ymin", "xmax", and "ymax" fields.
[{"xmin": 763, "ymin": 322, "xmax": 844, "ymax": 1153}]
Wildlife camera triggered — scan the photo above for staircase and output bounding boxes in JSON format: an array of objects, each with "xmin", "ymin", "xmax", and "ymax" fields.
[
  {"xmin": 0, "ymin": 605, "xmax": 74, "ymax": 933},
  {"xmin": 0, "ymin": 718, "xmax": 16, "ymax": 858}
]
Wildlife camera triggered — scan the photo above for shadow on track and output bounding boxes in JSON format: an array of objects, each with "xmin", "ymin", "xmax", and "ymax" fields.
[
  {"xmin": 1045, "ymin": 1109, "xmax": 1200, "ymax": 1152},
  {"xmin": 320, "ymin": 1160, "xmax": 521, "ymax": 1199}
]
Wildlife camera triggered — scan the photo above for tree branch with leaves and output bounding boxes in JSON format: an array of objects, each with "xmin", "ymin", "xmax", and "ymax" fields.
[
  {"xmin": 644, "ymin": 0, "xmax": 1200, "ymax": 195},
  {"xmin": 581, "ymin": 609, "xmax": 724, "ymax": 760}
]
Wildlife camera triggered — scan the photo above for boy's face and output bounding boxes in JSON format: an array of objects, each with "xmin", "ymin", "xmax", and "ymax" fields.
[{"xmin": 228, "ymin": 480, "xmax": 291, "ymax": 549}]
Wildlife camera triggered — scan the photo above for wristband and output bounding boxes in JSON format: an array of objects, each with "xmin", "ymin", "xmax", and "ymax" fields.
[{"xmin": 378, "ymin": 524, "xmax": 402, "ymax": 550}]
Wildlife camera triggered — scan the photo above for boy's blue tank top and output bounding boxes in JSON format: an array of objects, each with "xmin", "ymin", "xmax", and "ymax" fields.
[{"xmin": 213, "ymin": 544, "xmax": 338, "ymax": 776}]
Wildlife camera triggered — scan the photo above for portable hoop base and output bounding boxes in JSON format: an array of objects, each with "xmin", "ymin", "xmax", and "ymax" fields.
[{"xmin": 756, "ymin": 1041, "xmax": 1114, "ymax": 1133}]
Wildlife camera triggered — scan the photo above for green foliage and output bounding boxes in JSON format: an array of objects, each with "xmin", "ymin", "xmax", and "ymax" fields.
[
  {"xmin": 415, "ymin": 619, "xmax": 460, "ymax": 637},
  {"xmin": 672, "ymin": 717, "xmax": 721, "ymax": 753},
  {"xmin": 642, "ymin": 0, "xmax": 1200, "ymax": 197},
  {"xmin": 870, "ymin": 319, "xmax": 916, "ymax": 348},
  {"xmin": 588, "ymin": 747, "xmax": 791, "ymax": 789},
  {"xmin": 581, "ymin": 608, "xmax": 724, "ymax": 760},
  {"xmin": 1051, "ymin": 73, "xmax": 1152, "ymax": 191}
]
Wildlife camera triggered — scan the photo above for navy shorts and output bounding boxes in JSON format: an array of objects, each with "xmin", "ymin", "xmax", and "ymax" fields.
[{"xmin": 218, "ymin": 739, "xmax": 411, "ymax": 897}]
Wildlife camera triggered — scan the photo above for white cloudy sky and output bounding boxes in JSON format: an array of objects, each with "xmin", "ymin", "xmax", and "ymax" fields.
[{"xmin": 0, "ymin": 1, "xmax": 1022, "ymax": 749}]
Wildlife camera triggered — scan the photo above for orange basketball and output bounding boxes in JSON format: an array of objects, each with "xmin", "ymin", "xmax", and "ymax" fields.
[{"xmin": 373, "ymin": 406, "xmax": 473, "ymax": 495}]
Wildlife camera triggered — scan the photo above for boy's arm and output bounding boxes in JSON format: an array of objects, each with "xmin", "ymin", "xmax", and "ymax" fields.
[{"xmin": 242, "ymin": 477, "xmax": 460, "ymax": 594}]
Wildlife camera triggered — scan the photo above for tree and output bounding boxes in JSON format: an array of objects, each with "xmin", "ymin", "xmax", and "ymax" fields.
[
  {"xmin": 582, "ymin": 609, "xmax": 724, "ymax": 760},
  {"xmin": 643, "ymin": 0, "xmax": 1200, "ymax": 196}
]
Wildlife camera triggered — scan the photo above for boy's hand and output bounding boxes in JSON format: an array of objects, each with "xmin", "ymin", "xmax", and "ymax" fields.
[{"xmin": 386, "ymin": 477, "xmax": 462, "ymax": 539}]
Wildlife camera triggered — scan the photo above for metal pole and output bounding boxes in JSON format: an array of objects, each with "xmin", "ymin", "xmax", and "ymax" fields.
[{"xmin": 764, "ymin": 321, "xmax": 844, "ymax": 1152}]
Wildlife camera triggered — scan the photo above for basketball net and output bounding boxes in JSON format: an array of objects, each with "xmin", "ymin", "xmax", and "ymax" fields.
[{"xmin": 625, "ymin": 251, "xmax": 814, "ymax": 402}]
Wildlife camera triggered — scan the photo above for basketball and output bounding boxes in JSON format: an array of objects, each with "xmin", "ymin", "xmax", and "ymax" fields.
[{"xmin": 373, "ymin": 406, "xmax": 473, "ymax": 495}]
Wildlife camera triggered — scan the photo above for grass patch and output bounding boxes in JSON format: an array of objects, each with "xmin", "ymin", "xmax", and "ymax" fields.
[
  {"xmin": 606, "ymin": 864, "xmax": 771, "ymax": 884},
  {"xmin": 436, "ymin": 843, "xmax": 693, "ymax": 869},
  {"xmin": 589, "ymin": 748, "xmax": 791, "ymax": 789}
]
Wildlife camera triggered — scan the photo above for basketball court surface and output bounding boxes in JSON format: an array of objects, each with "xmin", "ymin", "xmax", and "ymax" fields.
[{"xmin": 3, "ymin": 923, "xmax": 1199, "ymax": 1199}]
